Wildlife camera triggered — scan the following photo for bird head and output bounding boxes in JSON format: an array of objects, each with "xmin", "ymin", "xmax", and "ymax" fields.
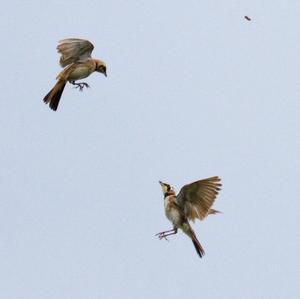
[
  {"xmin": 95, "ymin": 59, "xmax": 107, "ymax": 77},
  {"xmin": 159, "ymin": 181, "xmax": 175, "ymax": 197}
]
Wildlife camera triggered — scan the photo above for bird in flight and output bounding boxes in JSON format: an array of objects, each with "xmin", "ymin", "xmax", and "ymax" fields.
[
  {"xmin": 244, "ymin": 16, "xmax": 251, "ymax": 21},
  {"xmin": 157, "ymin": 176, "xmax": 221, "ymax": 258},
  {"xmin": 43, "ymin": 38, "xmax": 107, "ymax": 111}
]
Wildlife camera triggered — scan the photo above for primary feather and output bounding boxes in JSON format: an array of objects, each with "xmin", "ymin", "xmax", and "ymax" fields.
[
  {"xmin": 176, "ymin": 176, "xmax": 222, "ymax": 221},
  {"xmin": 57, "ymin": 38, "xmax": 94, "ymax": 67}
]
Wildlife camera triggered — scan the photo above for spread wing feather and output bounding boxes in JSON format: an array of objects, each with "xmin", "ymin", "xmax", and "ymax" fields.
[
  {"xmin": 176, "ymin": 176, "xmax": 221, "ymax": 221},
  {"xmin": 57, "ymin": 38, "xmax": 94, "ymax": 67}
]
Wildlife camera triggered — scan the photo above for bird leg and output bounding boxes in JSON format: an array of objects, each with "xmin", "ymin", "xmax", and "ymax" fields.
[
  {"xmin": 70, "ymin": 81, "xmax": 90, "ymax": 91},
  {"xmin": 155, "ymin": 228, "xmax": 178, "ymax": 241}
]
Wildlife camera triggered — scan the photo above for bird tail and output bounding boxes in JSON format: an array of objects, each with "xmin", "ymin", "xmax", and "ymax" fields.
[
  {"xmin": 183, "ymin": 223, "xmax": 205, "ymax": 258},
  {"xmin": 43, "ymin": 80, "xmax": 66, "ymax": 111}
]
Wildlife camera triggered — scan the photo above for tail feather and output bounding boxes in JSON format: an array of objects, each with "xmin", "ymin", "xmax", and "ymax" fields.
[
  {"xmin": 43, "ymin": 80, "xmax": 66, "ymax": 111},
  {"xmin": 191, "ymin": 234, "xmax": 205, "ymax": 258},
  {"xmin": 183, "ymin": 223, "xmax": 205, "ymax": 258}
]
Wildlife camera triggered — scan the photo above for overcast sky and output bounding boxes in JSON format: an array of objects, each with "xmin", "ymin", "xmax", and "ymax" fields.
[{"xmin": 0, "ymin": 1, "xmax": 299, "ymax": 298}]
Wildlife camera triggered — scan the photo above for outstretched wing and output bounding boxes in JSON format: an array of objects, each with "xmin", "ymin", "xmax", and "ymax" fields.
[
  {"xmin": 176, "ymin": 176, "xmax": 221, "ymax": 221},
  {"xmin": 57, "ymin": 38, "xmax": 94, "ymax": 67}
]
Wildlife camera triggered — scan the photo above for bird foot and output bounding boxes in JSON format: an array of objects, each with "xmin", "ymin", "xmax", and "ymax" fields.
[
  {"xmin": 71, "ymin": 81, "xmax": 90, "ymax": 91},
  {"xmin": 155, "ymin": 232, "xmax": 169, "ymax": 241},
  {"xmin": 155, "ymin": 228, "xmax": 177, "ymax": 241}
]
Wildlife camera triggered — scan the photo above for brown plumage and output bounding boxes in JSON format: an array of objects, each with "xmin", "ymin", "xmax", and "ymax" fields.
[
  {"xmin": 177, "ymin": 176, "xmax": 221, "ymax": 221},
  {"xmin": 43, "ymin": 38, "xmax": 107, "ymax": 111},
  {"xmin": 189, "ymin": 226, "xmax": 205, "ymax": 258},
  {"xmin": 43, "ymin": 80, "xmax": 66, "ymax": 111},
  {"xmin": 156, "ymin": 176, "xmax": 222, "ymax": 258},
  {"xmin": 57, "ymin": 38, "xmax": 94, "ymax": 67}
]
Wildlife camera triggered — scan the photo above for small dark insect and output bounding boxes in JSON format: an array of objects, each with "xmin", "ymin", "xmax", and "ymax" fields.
[{"xmin": 244, "ymin": 16, "xmax": 251, "ymax": 21}]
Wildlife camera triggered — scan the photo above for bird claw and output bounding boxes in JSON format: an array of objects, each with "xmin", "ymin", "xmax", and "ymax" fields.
[
  {"xmin": 161, "ymin": 235, "xmax": 169, "ymax": 242},
  {"xmin": 71, "ymin": 81, "xmax": 90, "ymax": 91},
  {"xmin": 155, "ymin": 232, "xmax": 169, "ymax": 241}
]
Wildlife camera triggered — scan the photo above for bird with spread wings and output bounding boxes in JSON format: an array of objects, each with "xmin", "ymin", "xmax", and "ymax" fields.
[
  {"xmin": 157, "ymin": 176, "xmax": 222, "ymax": 258},
  {"xmin": 43, "ymin": 38, "xmax": 107, "ymax": 111}
]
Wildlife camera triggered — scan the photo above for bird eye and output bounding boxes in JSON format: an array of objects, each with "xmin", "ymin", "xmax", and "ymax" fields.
[{"xmin": 99, "ymin": 66, "xmax": 106, "ymax": 73}]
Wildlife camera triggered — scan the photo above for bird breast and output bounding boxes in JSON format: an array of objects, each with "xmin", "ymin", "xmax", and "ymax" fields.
[
  {"xmin": 67, "ymin": 64, "xmax": 94, "ymax": 81},
  {"xmin": 164, "ymin": 196, "xmax": 182, "ymax": 227}
]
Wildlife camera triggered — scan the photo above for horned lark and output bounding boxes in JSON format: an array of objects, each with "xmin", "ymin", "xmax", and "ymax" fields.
[
  {"xmin": 157, "ymin": 176, "xmax": 221, "ymax": 258},
  {"xmin": 43, "ymin": 38, "xmax": 107, "ymax": 111}
]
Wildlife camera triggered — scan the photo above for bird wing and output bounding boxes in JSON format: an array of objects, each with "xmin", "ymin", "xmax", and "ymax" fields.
[
  {"xmin": 57, "ymin": 38, "xmax": 94, "ymax": 67},
  {"xmin": 176, "ymin": 176, "xmax": 221, "ymax": 221}
]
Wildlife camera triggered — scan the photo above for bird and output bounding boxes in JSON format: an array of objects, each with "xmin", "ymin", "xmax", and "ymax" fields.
[
  {"xmin": 244, "ymin": 16, "xmax": 251, "ymax": 21},
  {"xmin": 156, "ymin": 176, "xmax": 221, "ymax": 258},
  {"xmin": 43, "ymin": 38, "xmax": 107, "ymax": 111}
]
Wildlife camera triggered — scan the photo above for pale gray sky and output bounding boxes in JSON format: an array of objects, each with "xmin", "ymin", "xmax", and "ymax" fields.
[{"xmin": 0, "ymin": 1, "xmax": 299, "ymax": 298}]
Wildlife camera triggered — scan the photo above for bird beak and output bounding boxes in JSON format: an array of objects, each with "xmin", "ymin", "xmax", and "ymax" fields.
[
  {"xmin": 159, "ymin": 181, "xmax": 164, "ymax": 186},
  {"xmin": 104, "ymin": 71, "xmax": 107, "ymax": 77}
]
